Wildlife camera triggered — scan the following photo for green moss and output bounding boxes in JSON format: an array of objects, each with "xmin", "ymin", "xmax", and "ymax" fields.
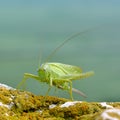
[
  {"xmin": 1, "ymin": 85, "xmax": 120, "ymax": 119},
  {"xmin": 0, "ymin": 88, "xmax": 13, "ymax": 104},
  {"xmin": 49, "ymin": 102, "xmax": 101, "ymax": 119}
]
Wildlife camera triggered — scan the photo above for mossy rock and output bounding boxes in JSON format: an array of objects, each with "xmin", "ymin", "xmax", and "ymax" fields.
[{"xmin": 0, "ymin": 83, "xmax": 120, "ymax": 120}]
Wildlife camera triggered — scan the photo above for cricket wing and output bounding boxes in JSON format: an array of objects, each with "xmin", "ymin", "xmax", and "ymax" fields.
[{"xmin": 47, "ymin": 62, "xmax": 82, "ymax": 77}]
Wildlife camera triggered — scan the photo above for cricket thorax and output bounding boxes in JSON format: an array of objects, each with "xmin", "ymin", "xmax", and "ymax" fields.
[{"xmin": 39, "ymin": 63, "xmax": 61, "ymax": 78}]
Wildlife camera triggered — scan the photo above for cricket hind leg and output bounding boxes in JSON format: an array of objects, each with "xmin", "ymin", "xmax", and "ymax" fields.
[
  {"xmin": 53, "ymin": 79, "xmax": 73, "ymax": 100},
  {"xmin": 45, "ymin": 77, "xmax": 53, "ymax": 96},
  {"xmin": 68, "ymin": 80, "xmax": 73, "ymax": 100}
]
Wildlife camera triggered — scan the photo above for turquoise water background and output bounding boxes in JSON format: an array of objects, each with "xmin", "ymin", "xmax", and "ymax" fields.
[{"xmin": 0, "ymin": 1, "xmax": 120, "ymax": 101}]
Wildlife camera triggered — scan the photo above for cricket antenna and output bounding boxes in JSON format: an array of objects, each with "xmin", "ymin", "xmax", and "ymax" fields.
[
  {"xmin": 38, "ymin": 48, "xmax": 43, "ymax": 68},
  {"xmin": 44, "ymin": 27, "xmax": 96, "ymax": 63}
]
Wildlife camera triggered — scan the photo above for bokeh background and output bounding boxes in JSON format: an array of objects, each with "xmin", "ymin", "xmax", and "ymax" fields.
[{"xmin": 0, "ymin": 0, "xmax": 120, "ymax": 101}]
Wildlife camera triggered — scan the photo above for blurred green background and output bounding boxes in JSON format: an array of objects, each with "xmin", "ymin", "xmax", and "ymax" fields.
[{"xmin": 0, "ymin": 0, "xmax": 120, "ymax": 101}]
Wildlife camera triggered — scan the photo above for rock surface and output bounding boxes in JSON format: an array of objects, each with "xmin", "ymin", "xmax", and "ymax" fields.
[{"xmin": 0, "ymin": 83, "xmax": 120, "ymax": 120}]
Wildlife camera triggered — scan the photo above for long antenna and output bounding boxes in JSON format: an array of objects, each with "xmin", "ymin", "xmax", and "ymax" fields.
[
  {"xmin": 38, "ymin": 52, "xmax": 42, "ymax": 68},
  {"xmin": 44, "ymin": 27, "xmax": 96, "ymax": 62}
]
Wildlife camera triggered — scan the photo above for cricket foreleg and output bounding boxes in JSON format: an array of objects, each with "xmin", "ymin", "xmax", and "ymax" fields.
[
  {"xmin": 50, "ymin": 78, "xmax": 53, "ymax": 86},
  {"xmin": 17, "ymin": 73, "xmax": 40, "ymax": 89},
  {"xmin": 68, "ymin": 80, "xmax": 73, "ymax": 100},
  {"xmin": 45, "ymin": 86, "xmax": 52, "ymax": 96},
  {"xmin": 45, "ymin": 78, "xmax": 53, "ymax": 96}
]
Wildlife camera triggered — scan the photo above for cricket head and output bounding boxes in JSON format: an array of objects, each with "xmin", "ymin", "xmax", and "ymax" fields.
[{"xmin": 37, "ymin": 63, "xmax": 48, "ymax": 80}]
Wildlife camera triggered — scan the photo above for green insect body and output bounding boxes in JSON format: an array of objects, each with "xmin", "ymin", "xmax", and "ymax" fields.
[
  {"xmin": 18, "ymin": 62, "xmax": 94, "ymax": 100},
  {"xmin": 18, "ymin": 30, "xmax": 95, "ymax": 100}
]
